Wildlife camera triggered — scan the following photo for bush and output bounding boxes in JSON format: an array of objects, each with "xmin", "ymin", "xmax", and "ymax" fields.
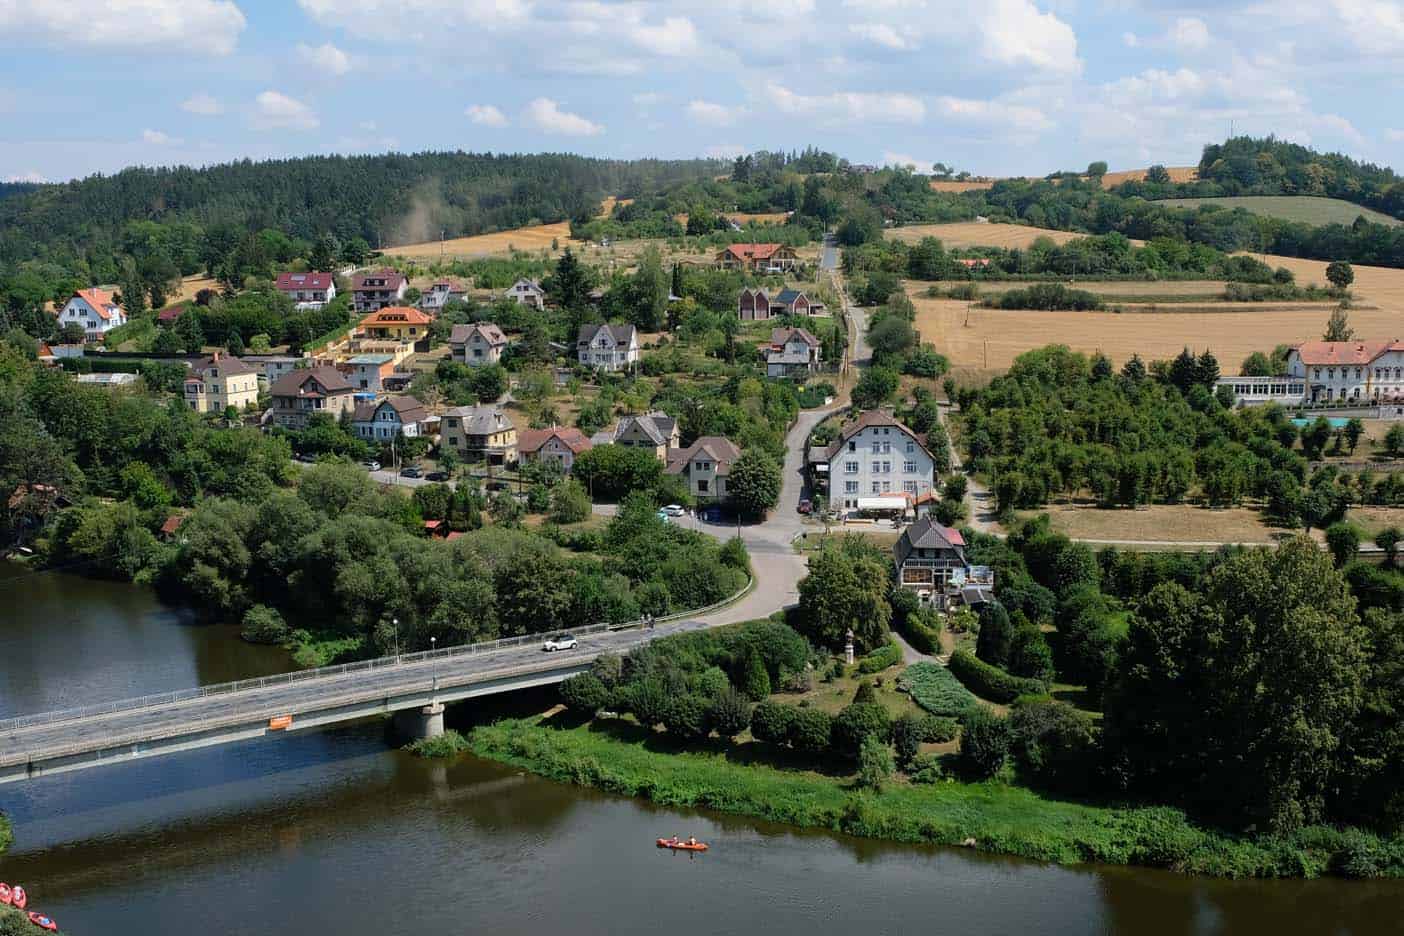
[
  {"xmin": 590, "ymin": 652, "xmax": 623, "ymax": 687},
  {"xmin": 975, "ymin": 601, "xmax": 1013, "ymax": 667},
  {"xmin": 662, "ymin": 692, "xmax": 710, "ymax": 739},
  {"xmin": 549, "ymin": 479, "xmax": 591, "ymax": 524},
  {"xmin": 918, "ymin": 715, "xmax": 959, "ymax": 743},
  {"xmin": 857, "ymin": 736, "xmax": 896, "ymax": 790},
  {"xmin": 405, "ymin": 729, "xmax": 472, "ymax": 758},
  {"xmin": 788, "ymin": 707, "xmax": 833, "ymax": 754},
  {"xmin": 1007, "ymin": 621, "xmax": 1056, "ymax": 683},
  {"xmin": 852, "ymin": 680, "xmax": 877, "ymax": 704},
  {"xmin": 750, "ymin": 700, "xmax": 797, "ymax": 745},
  {"xmin": 560, "ymin": 672, "xmax": 611, "ymax": 715},
  {"xmin": 240, "ymin": 604, "xmax": 288, "ymax": 644},
  {"xmin": 693, "ymin": 665, "xmax": 731, "ymax": 698},
  {"xmin": 831, "ymin": 702, "xmax": 892, "ymax": 760},
  {"xmin": 907, "ymin": 752, "xmax": 946, "ymax": 784},
  {"xmin": 624, "ymin": 678, "xmax": 671, "ymax": 729},
  {"xmin": 707, "ymin": 686, "xmax": 753, "ymax": 739},
  {"xmin": 990, "ymin": 283, "xmax": 1103, "ymax": 311},
  {"xmin": 742, "ymin": 652, "xmax": 772, "ymax": 700},
  {"xmin": 892, "ymin": 713, "xmax": 925, "ymax": 767},
  {"xmin": 857, "ymin": 638, "xmax": 902, "ymax": 674},
  {"xmin": 897, "ymin": 606, "xmax": 942, "ymax": 654},
  {"xmin": 1009, "ymin": 700, "xmax": 1099, "ymax": 793},
  {"xmin": 897, "ymin": 662, "xmax": 978, "ymax": 716},
  {"xmin": 948, "ymin": 649, "xmax": 1048, "ymax": 703},
  {"xmin": 960, "ymin": 707, "xmax": 1012, "ymax": 778}
]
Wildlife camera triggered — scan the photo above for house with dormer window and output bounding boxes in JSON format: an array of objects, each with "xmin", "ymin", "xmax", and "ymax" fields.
[
  {"xmin": 577, "ymin": 323, "xmax": 639, "ymax": 372},
  {"xmin": 665, "ymin": 436, "xmax": 741, "ymax": 502}
]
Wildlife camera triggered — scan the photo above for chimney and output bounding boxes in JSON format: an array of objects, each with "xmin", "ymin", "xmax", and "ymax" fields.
[{"xmin": 211, "ymin": 351, "xmax": 221, "ymax": 362}]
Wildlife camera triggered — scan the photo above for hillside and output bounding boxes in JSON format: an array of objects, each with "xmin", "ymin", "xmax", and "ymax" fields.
[{"xmin": 1156, "ymin": 195, "xmax": 1402, "ymax": 228}]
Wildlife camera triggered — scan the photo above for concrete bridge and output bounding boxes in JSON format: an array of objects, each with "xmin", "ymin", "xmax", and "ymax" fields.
[{"xmin": 0, "ymin": 617, "xmax": 716, "ymax": 785}]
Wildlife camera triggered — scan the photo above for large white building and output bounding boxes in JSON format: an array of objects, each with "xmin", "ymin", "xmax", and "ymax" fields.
[
  {"xmin": 823, "ymin": 411, "xmax": 938, "ymax": 511},
  {"xmin": 1218, "ymin": 340, "xmax": 1404, "ymax": 407}
]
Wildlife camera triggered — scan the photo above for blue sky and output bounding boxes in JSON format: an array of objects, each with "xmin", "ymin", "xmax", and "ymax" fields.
[{"xmin": 3, "ymin": 0, "xmax": 1402, "ymax": 184}]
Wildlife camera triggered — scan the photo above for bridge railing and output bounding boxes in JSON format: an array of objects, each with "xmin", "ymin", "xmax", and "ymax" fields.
[{"xmin": 0, "ymin": 571, "xmax": 755, "ymax": 735}]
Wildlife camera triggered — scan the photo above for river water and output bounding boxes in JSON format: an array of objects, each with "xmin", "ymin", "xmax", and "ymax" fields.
[{"xmin": 1, "ymin": 568, "xmax": 1401, "ymax": 935}]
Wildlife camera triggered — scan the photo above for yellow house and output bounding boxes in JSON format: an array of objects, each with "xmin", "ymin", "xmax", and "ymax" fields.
[
  {"xmin": 356, "ymin": 306, "xmax": 432, "ymax": 343},
  {"xmin": 184, "ymin": 352, "xmax": 261, "ymax": 414}
]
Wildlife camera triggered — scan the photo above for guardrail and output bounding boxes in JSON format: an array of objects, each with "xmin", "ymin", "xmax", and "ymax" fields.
[{"xmin": 0, "ymin": 573, "xmax": 755, "ymax": 735}]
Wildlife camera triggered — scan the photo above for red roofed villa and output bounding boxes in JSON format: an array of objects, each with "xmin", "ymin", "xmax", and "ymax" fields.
[
  {"xmin": 1221, "ymin": 339, "xmax": 1404, "ymax": 408},
  {"xmin": 57, "ymin": 288, "xmax": 128, "ymax": 340},
  {"xmin": 714, "ymin": 243, "xmax": 799, "ymax": 273},
  {"xmin": 275, "ymin": 271, "xmax": 337, "ymax": 309},
  {"xmin": 517, "ymin": 426, "xmax": 593, "ymax": 473}
]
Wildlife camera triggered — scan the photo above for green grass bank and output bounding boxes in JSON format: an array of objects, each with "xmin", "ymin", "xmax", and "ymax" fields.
[{"xmin": 468, "ymin": 717, "xmax": 1404, "ymax": 880}]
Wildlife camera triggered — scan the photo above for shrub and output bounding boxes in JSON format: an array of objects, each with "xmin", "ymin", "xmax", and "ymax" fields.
[
  {"xmin": 918, "ymin": 715, "xmax": 959, "ymax": 743},
  {"xmin": 892, "ymin": 713, "xmax": 924, "ymax": 767},
  {"xmin": 831, "ymin": 702, "xmax": 892, "ymax": 760},
  {"xmin": 1007, "ymin": 621, "xmax": 1056, "ymax": 683},
  {"xmin": 948, "ymin": 649, "xmax": 1048, "ymax": 703},
  {"xmin": 624, "ymin": 678, "xmax": 671, "ymax": 729},
  {"xmin": 908, "ymin": 753, "xmax": 946, "ymax": 784},
  {"xmin": 975, "ymin": 601, "xmax": 1013, "ymax": 667},
  {"xmin": 896, "ymin": 662, "xmax": 978, "ymax": 716},
  {"xmin": 857, "ymin": 736, "xmax": 896, "ymax": 790},
  {"xmin": 590, "ymin": 652, "xmax": 623, "ymax": 688},
  {"xmin": 960, "ymin": 707, "xmax": 1012, "ymax": 778},
  {"xmin": 549, "ymin": 479, "xmax": 591, "ymax": 524},
  {"xmin": 662, "ymin": 692, "xmax": 710, "ymax": 739},
  {"xmin": 240, "ymin": 604, "xmax": 288, "ymax": 644},
  {"xmin": 725, "ymin": 619, "xmax": 810, "ymax": 679},
  {"xmin": 1009, "ymin": 700, "xmax": 1099, "ymax": 793},
  {"xmin": 707, "ymin": 686, "xmax": 753, "ymax": 739},
  {"xmin": 897, "ymin": 607, "xmax": 942, "ymax": 654},
  {"xmin": 693, "ymin": 666, "xmax": 732, "ymax": 698},
  {"xmin": 742, "ymin": 652, "xmax": 772, "ymax": 700},
  {"xmin": 853, "ymin": 680, "xmax": 877, "ymax": 705},
  {"xmin": 750, "ymin": 700, "xmax": 797, "ymax": 745},
  {"xmin": 405, "ymin": 729, "xmax": 472, "ymax": 758},
  {"xmin": 788, "ymin": 707, "xmax": 833, "ymax": 754},
  {"xmin": 857, "ymin": 638, "xmax": 902, "ymax": 674},
  {"xmin": 990, "ymin": 283, "xmax": 1103, "ymax": 311},
  {"xmin": 560, "ymin": 673, "xmax": 611, "ymax": 715}
]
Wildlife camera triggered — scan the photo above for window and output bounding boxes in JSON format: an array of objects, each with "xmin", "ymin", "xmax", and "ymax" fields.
[
  {"xmin": 845, "ymin": 460, "xmax": 859, "ymax": 474},
  {"xmin": 882, "ymin": 481, "xmax": 891, "ymax": 493},
  {"xmin": 906, "ymin": 440, "xmax": 914, "ymax": 453},
  {"xmin": 903, "ymin": 481, "xmax": 918, "ymax": 494},
  {"xmin": 697, "ymin": 479, "xmax": 710, "ymax": 493},
  {"xmin": 871, "ymin": 482, "xmax": 881, "ymax": 494},
  {"xmin": 848, "ymin": 441, "xmax": 856, "ymax": 452},
  {"xmin": 904, "ymin": 461, "xmax": 916, "ymax": 473},
  {"xmin": 845, "ymin": 481, "xmax": 858, "ymax": 494}
]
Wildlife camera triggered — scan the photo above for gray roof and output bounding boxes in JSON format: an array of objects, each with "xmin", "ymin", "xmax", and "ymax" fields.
[
  {"xmin": 444, "ymin": 405, "xmax": 514, "ymax": 435},
  {"xmin": 894, "ymin": 517, "xmax": 966, "ymax": 565},
  {"xmin": 192, "ymin": 354, "xmax": 258, "ymax": 377},
  {"xmin": 617, "ymin": 411, "xmax": 676, "ymax": 446},
  {"xmin": 577, "ymin": 323, "xmax": 637, "ymax": 347},
  {"xmin": 665, "ymin": 436, "xmax": 741, "ymax": 475},
  {"xmin": 270, "ymin": 366, "xmax": 353, "ymax": 397},
  {"xmin": 355, "ymin": 395, "xmax": 428, "ymax": 425},
  {"xmin": 775, "ymin": 288, "xmax": 805, "ymax": 304},
  {"xmin": 450, "ymin": 322, "xmax": 508, "ymax": 347}
]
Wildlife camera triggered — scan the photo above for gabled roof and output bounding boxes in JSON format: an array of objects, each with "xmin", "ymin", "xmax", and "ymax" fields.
[
  {"xmin": 157, "ymin": 305, "xmax": 187, "ymax": 324},
  {"xmin": 719, "ymin": 243, "xmax": 788, "ymax": 262},
  {"xmin": 356, "ymin": 395, "xmax": 428, "ymax": 424},
  {"xmin": 825, "ymin": 410, "xmax": 930, "ymax": 461},
  {"xmin": 616, "ymin": 411, "xmax": 676, "ymax": 446},
  {"xmin": 426, "ymin": 278, "xmax": 467, "ymax": 291},
  {"xmin": 666, "ymin": 436, "xmax": 742, "ymax": 475},
  {"xmin": 270, "ymin": 366, "xmax": 354, "ymax": 396},
  {"xmin": 191, "ymin": 353, "xmax": 258, "ymax": 378},
  {"xmin": 775, "ymin": 288, "xmax": 807, "ymax": 304},
  {"xmin": 894, "ymin": 517, "xmax": 966, "ymax": 565},
  {"xmin": 1292, "ymin": 340, "xmax": 1404, "ymax": 367},
  {"xmin": 359, "ymin": 306, "xmax": 432, "ymax": 328},
  {"xmin": 351, "ymin": 269, "xmax": 406, "ymax": 291},
  {"xmin": 518, "ymin": 426, "xmax": 593, "ymax": 455},
  {"xmin": 449, "ymin": 322, "xmax": 508, "ymax": 347},
  {"xmin": 577, "ymin": 323, "xmax": 638, "ymax": 347},
  {"xmin": 508, "ymin": 277, "xmax": 544, "ymax": 292},
  {"xmin": 445, "ymin": 405, "xmax": 515, "ymax": 435},
  {"xmin": 771, "ymin": 326, "xmax": 820, "ymax": 348},
  {"xmin": 275, "ymin": 271, "xmax": 334, "ymax": 291},
  {"xmin": 70, "ymin": 288, "xmax": 122, "ymax": 320}
]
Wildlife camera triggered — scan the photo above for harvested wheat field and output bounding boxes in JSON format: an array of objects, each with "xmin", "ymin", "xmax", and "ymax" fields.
[
  {"xmin": 1100, "ymin": 166, "xmax": 1198, "ymax": 188},
  {"xmin": 385, "ymin": 221, "xmax": 577, "ymax": 260},
  {"xmin": 928, "ymin": 179, "xmax": 996, "ymax": 193},
  {"xmin": 1243, "ymin": 253, "xmax": 1404, "ymax": 308},
  {"xmin": 912, "ymin": 286, "xmax": 1404, "ymax": 380},
  {"xmin": 887, "ymin": 222, "xmax": 1135, "ymax": 250},
  {"xmin": 171, "ymin": 274, "xmax": 218, "ymax": 303},
  {"xmin": 1024, "ymin": 503, "xmax": 1286, "ymax": 545},
  {"xmin": 970, "ymin": 280, "xmax": 1228, "ymax": 297},
  {"xmin": 597, "ymin": 195, "xmax": 632, "ymax": 217},
  {"xmin": 674, "ymin": 211, "xmax": 791, "ymax": 226}
]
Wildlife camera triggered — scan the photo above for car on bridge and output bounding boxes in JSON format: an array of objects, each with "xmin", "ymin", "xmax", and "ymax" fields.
[
  {"xmin": 363, "ymin": 460, "xmax": 382, "ymax": 472},
  {"xmin": 542, "ymin": 633, "xmax": 578, "ymax": 652}
]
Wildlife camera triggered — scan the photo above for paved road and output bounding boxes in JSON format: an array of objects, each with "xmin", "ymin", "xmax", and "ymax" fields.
[{"xmin": 819, "ymin": 232, "xmax": 840, "ymax": 273}]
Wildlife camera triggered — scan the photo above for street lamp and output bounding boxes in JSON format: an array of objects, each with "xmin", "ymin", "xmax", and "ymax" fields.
[{"xmin": 392, "ymin": 617, "xmax": 400, "ymax": 658}]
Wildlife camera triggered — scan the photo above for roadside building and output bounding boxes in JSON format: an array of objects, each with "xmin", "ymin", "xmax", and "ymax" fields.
[
  {"xmin": 823, "ymin": 411, "xmax": 938, "ymax": 511},
  {"xmin": 613, "ymin": 411, "xmax": 680, "ymax": 460},
  {"xmin": 183, "ymin": 352, "xmax": 260, "ymax": 414},
  {"xmin": 714, "ymin": 243, "xmax": 799, "ymax": 273},
  {"xmin": 1216, "ymin": 339, "xmax": 1404, "ymax": 407},
  {"xmin": 350, "ymin": 269, "xmax": 408, "ymax": 313},
  {"xmin": 269, "ymin": 366, "xmax": 357, "ymax": 429},
  {"xmin": 241, "ymin": 354, "xmax": 303, "ymax": 387},
  {"xmin": 351, "ymin": 396, "xmax": 429, "ymax": 442},
  {"xmin": 666, "ymin": 436, "xmax": 741, "ymax": 502},
  {"xmin": 517, "ymin": 426, "xmax": 592, "ymax": 473},
  {"xmin": 57, "ymin": 288, "xmax": 127, "ymax": 340},
  {"xmin": 441, "ymin": 406, "xmax": 517, "ymax": 464},
  {"xmin": 765, "ymin": 326, "xmax": 822, "ymax": 378},
  {"xmin": 893, "ymin": 517, "xmax": 992, "ymax": 609},
  {"xmin": 737, "ymin": 287, "xmax": 826, "ymax": 320},
  {"xmin": 577, "ymin": 323, "xmax": 639, "ymax": 372}
]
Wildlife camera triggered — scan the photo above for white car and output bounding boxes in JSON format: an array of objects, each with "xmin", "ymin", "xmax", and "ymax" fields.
[
  {"xmin": 542, "ymin": 633, "xmax": 578, "ymax": 652},
  {"xmin": 662, "ymin": 504, "xmax": 686, "ymax": 517}
]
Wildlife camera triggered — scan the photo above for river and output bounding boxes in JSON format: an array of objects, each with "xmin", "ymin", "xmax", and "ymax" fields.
[{"xmin": 1, "ymin": 569, "xmax": 1401, "ymax": 935}]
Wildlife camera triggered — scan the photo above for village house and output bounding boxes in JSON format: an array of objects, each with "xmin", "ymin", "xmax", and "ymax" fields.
[
  {"xmin": 351, "ymin": 395, "xmax": 429, "ymax": 442},
  {"xmin": 1217, "ymin": 340, "xmax": 1404, "ymax": 408},
  {"xmin": 183, "ymin": 352, "xmax": 260, "ymax": 414},
  {"xmin": 577, "ymin": 323, "xmax": 639, "ymax": 372},
  {"xmin": 341, "ymin": 353, "xmax": 397, "ymax": 392},
  {"xmin": 351, "ymin": 269, "xmax": 408, "ymax": 312},
  {"xmin": 666, "ymin": 436, "xmax": 741, "ymax": 502},
  {"xmin": 612, "ymin": 411, "xmax": 680, "ymax": 460},
  {"xmin": 824, "ymin": 411, "xmax": 938, "ymax": 511},
  {"xmin": 449, "ymin": 322, "xmax": 508, "ymax": 366},
  {"xmin": 241, "ymin": 354, "xmax": 304, "ymax": 387},
  {"xmin": 441, "ymin": 406, "xmax": 517, "ymax": 464},
  {"xmin": 517, "ymin": 426, "xmax": 592, "ymax": 473},
  {"xmin": 418, "ymin": 279, "xmax": 469, "ymax": 314},
  {"xmin": 349, "ymin": 306, "xmax": 431, "ymax": 361},
  {"xmin": 737, "ymin": 287, "xmax": 826, "ymax": 320},
  {"xmin": 503, "ymin": 278, "xmax": 546, "ymax": 309},
  {"xmin": 766, "ymin": 326, "xmax": 822, "ymax": 379},
  {"xmin": 269, "ymin": 366, "xmax": 357, "ymax": 430},
  {"xmin": 275, "ymin": 271, "xmax": 337, "ymax": 309},
  {"xmin": 57, "ymin": 288, "xmax": 127, "ymax": 340},
  {"xmin": 714, "ymin": 243, "xmax": 799, "ymax": 273},
  {"xmin": 893, "ymin": 517, "xmax": 993, "ymax": 609}
]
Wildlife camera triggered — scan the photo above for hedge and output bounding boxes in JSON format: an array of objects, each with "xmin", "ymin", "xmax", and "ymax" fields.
[
  {"xmin": 856, "ymin": 638, "xmax": 902, "ymax": 674},
  {"xmin": 896, "ymin": 662, "xmax": 977, "ymax": 717},
  {"xmin": 897, "ymin": 610, "xmax": 941, "ymax": 655},
  {"xmin": 948, "ymin": 649, "xmax": 1047, "ymax": 703}
]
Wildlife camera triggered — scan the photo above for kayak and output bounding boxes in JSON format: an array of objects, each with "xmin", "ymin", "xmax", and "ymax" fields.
[
  {"xmin": 27, "ymin": 912, "xmax": 58, "ymax": 932},
  {"xmin": 0, "ymin": 883, "xmax": 10, "ymax": 905},
  {"xmin": 11, "ymin": 886, "xmax": 26, "ymax": 910},
  {"xmin": 656, "ymin": 838, "xmax": 708, "ymax": 852}
]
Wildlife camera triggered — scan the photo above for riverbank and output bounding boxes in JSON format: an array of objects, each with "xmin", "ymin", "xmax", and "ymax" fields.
[{"xmin": 469, "ymin": 717, "xmax": 1404, "ymax": 880}]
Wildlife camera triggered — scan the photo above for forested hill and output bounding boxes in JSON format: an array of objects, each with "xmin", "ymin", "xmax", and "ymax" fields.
[{"xmin": 0, "ymin": 151, "xmax": 724, "ymax": 267}]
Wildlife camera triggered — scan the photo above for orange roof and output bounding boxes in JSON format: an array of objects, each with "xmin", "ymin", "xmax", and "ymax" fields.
[
  {"xmin": 1293, "ymin": 340, "xmax": 1404, "ymax": 366},
  {"xmin": 159, "ymin": 514, "xmax": 186, "ymax": 535},
  {"xmin": 517, "ymin": 426, "xmax": 593, "ymax": 455},
  {"xmin": 359, "ymin": 306, "xmax": 432, "ymax": 327},
  {"xmin": 722, "ymin": 243, "xmax": 785, "ymax": 261},
  {"xmin": 71, "ymin": 288, "xmax": 122, "ymax": 321}
]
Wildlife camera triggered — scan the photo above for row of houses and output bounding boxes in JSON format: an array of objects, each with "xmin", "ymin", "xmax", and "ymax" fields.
[{"xmin": 737, "ymin": 287, "xmax": 826, "ymax": 320}]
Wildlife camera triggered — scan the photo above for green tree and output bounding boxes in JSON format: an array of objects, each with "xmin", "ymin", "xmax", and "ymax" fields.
[
  {"xmin": 1086, "ymin": 161, "xmax": 1109, "ymax": 179},
  {"xmin": 707, "ymin": 686, "xmax": 752, "ymax": 739},
  {"xmin": 750, "ymin": 700, "xmax": 797, "ymax": 745},
  {"xmin": 832, "ymin": 701, "xmax": 892, "ymax": 760},
  {"xmin": 1145, "ymin": 164, "xmax": 1171, "ymax": 185},
  {"xmin": 856, "ymin": 735, "xmax": 896, "ymax": 790},
  {"xmin": 240, "ymin": 604, "xmax": 288, "ymax": 644},
  {"xmin": 1385, "ymin": 424, "xmax": 1404, "ymax": 458},
  {"xmin": 787, "ymin": 708, "xmax": 833, "ymax": 754},
  {"xmin": 1344, "ymin": 418, "xmax": 1365, "ymax": 453},
  {"xmin": 662, "ymin": 692, "xmax": 710, "ymax": 739},
  {"xmin": 1326, "ymin": 261, "xmax": 1355, "ymax": 290},
  {"xmin": 549, "ymin": 479, "xmax": 591, "ymax": 524},
  {"xmin": 560, "ymin": 672, "xmax": 610, "ymax": 715},
  {"xmin": 1326, "ymin": 522, "xmax": 1362, "ymax": 567},
  {"xmin": 742, "ymin": 652, "xmax": 772, "ymax": 701},
  {"xmin": 853, "ymin": 366, "xmax": 900, "ymax": 408},
  {"xmin": 1375, "ymin": 527, "xmax": 1401, "ymax": 567},
  {"xmin": 1324, "ymin": 305, "xmax": 1355, "ymax": 342},
  {"xmin": 960, "ymin": 708, "xmax": 1012, "ymax": 778},
  {"xmin": 727, "ymin": 449, "xmax": 781, "ymax": 518},
  {"xmin": 891, "ymin": 713, "xmax": 925, "ymax": 768},
  {"xmin": 796, "ymin": 544, "xmax": 892, "ymax": 651},
  {"xmin": 975, "ymin": 601, "xmax": 1013, "ymax": 668}
]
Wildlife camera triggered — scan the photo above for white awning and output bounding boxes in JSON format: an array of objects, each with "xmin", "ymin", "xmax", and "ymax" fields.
[{"xmin": 855, "ymin": 497, "xmax": 907, "ymax": 511}]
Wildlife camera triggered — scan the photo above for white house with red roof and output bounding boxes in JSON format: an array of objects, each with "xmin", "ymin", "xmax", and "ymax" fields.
[
  {"xmin": 351, "ymin": 269, "xmax": 408, "ymax": 312},
  {"xmin": 57, "ymin": 288, "xmax": 127, "ymax": 340},
  {"xmin": 1217, "ymin": 339, "xmax": 1404, "ymax": 407},
  {"xmin": 714, "ymin": 243, "xmax": 799, "ymax": 273},
  {"xmin": 517, "ymin": 426, "xmax": 593, "ymax": 473},
  {"xmin": 275, "ymin": 271, "xmax": 336, "ymax": 309}
]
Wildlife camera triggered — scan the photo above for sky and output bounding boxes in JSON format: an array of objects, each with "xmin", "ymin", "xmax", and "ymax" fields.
[{"xmin": 2, "ymin": 0, "xmax": 1402, "ymax": 184}]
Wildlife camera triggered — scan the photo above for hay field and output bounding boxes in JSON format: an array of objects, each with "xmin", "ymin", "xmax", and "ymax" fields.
[
  {"xmin": 385, "ymin": 221, "xmax": 577, "ymax": 260},
  {"xmin": 928, "ymin": 180, "xmax": 996, "ymax": 193},
  {"xmin": 1158, "ymin": 195, "xmax": 1401, "ymax": 227},
  {"xmin": 968, "ymin": 280, "xmax": 1228, "ymax": 297},
  {"xmin": 887, "ymin": 222, "xmax": 1109, "ymax": 249},
  {"xmin": 171, "ymin": 274, "xmax": 218, "ymax": 303},
  {"xmin": 1100, "ymin": 166, "xmax": 1198, "ymax": 188},
  {"xmin": 1242, "ymin": 253, "xmax": 1404, "ymax": 308},
  {"xmin": 674, "ymin": 211, "xmax": 791, "ymax": 226}
]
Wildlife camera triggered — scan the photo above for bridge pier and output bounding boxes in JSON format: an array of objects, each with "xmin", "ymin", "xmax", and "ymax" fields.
[{"xmin": 395, "ymin": 701, "xmax": 446, "ymax": 742}]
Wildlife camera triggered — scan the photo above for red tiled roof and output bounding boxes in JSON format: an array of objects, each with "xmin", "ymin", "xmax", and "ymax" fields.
[
  {"xmin": 721, "ymin": 243, "xmax": 785, "ymax": 262},
  {"xmin": 444, "ymin": 531, "xmax": 465, "ymax": 541},
  {"xmin": 72, "ymin": 288, "xmax": 122, "ymax": 321},
  {"xmin": 275, "ymin": 271, "xmax": 334, "ymax": 291},
  {"xmin": 351, "ymin": 269, "xmax": 407, "ymax": 291},
  {"xmin": 159, "ymin": 514, "xmax": 186, "ymax": 536},
  {"xmin": 359, "ymin": 306, "xmax": 432, "ymax": 327},
  {"xmin": 518, "ymin": 426, "xmax": 593, "ymax": 455},
  {"xmin": 157, "ymin": 305, "xmax": 187, "ymax": 324},
  {"xmin": 1293, "ymin": 340, "xmax": 1404, "ymax": 366}
]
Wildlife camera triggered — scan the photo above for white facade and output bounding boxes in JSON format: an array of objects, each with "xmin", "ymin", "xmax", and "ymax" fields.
[
  {"xmin": 504, "ymin": 278, "xmax": 545, "ymax": 309},
  {"xmin": 353, "ymin": 406, "xmax": 422, "ymax": 441},
  {"xmin": 58, "ymin": 291, "xmax": 127, "ymax": 339},
  {"xmin": 827, "ymin": 421, "xmax": 937, "ymax": 510},
  {"xmin": 1289, "ymin": 347, "xmax": 1404, "ymax": 404},
  {"xmin": 577, "ymin": 325, "xmax": 639, "ymax": 372}
]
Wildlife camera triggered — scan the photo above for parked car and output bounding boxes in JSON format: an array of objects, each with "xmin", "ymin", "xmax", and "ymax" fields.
[
  {"xmin": 487, "ymin": 480, "xmax": 509, "ymax": 492},
  {"xmin": 362, "ymin": 460, "xmax": 382, "ymax": 472},
  {"xmin": 294, "ymin": 452, "xmax": 317, "ymax": 464},
  {"xmin": 797, "ymin": 498, "xmax": 813, "ymax": 514},
  {"xmin": 425, "ymin": 471, "xmax": 449, "ymax": 482},
  {"xmin": 400, "ymin": 465, "xmax": 423, "ymax": 478},
  {"xmin": 542, "ymin": 633, "xmax": 578, "ymax": 652},
  {"xmin": 662, "ymin": 504, "xmax": 686, "ymax": 517}
]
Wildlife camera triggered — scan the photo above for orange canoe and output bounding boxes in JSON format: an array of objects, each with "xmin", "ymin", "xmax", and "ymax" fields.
[{"xmin": 656, "ymin": 838, "xmax": 708, "ymax": 851}]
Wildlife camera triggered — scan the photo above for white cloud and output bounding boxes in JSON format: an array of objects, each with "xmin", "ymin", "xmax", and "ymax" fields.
[
  {"xmin": 1387, "ymin": 128, "xmax": 1404, "ymax": 142},
  {"xmin": 0, "ymin": 0, "xmax": 246, "ymax": 55},
  {"xmin": 934, "ymin": 95, "xmax": 1054, "ymax": 134},
  {"xmin": 882, "ymin": 151, "xmax": 936, "ymax": 172},
  {"xmin": 705, "ymin": 144, "xmax": 748, "ymax": 159},
  {"xmin": 976, "ymin": 0, "xmax": 1081, "ymax": 73},
  {"xmin": 252, "ymin": 91, "xmax": 319, "ymax": 131},
  {"xmin": 522, "ymin": 98, "xmax": 603, "ymax": 136},
  {"xmin": 687, "ymin": 100, "xmax": 744, "ymax": 126},
  {"xmin": 3, "ymin": 171, "xmax": 46, "ymax": 184},
  {"xmin": 1167, "ymin": 17, "xmax": 1211, "ymax": 51},
  {"xmin": 296, "ymin": 0, "xmax": 532, "ymax": 36},
  {"xmin": 141, "ymin": 129, "xmax": 181, "ymax": 145},
  {"xmin": 296, "ymin": 41, "xmax": 353, "ymax": 76},
  {"xmin": 1122, "ymin": 32, "xmax": 1139, "ymax": 48},
  {"xmin": 766, "ymin": 82, "xmax": 926, "ymax": 124},
  {"xmin": 181, "ymin": 93, "xmax": 222, "ymax": 116},
  {"xmin": 1333, "ymin": 0, "xmax": 1404, "ymax": 56},
  {"xmin": 630, "ymin": 16, "xmax": 699, "ymax": 56},
  {"xmin": 466, "ymin": 104, "xmax": 508, "ymax": 127},
  {"xmin": 850, "ymin": 23, "xmax": 917, "ymax": 50}
]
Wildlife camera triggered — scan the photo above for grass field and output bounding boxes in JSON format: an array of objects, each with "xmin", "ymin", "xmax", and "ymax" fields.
[{"xmin": 1157, "ymin": 195, "xmax": 1401, "ymax": 228}]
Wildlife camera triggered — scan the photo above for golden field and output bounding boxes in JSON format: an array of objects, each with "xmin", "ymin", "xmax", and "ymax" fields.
[
  {"xmin": 1099, "ymin": 166, "xmax": 1198, "ymax": 188},
  {"xmin": 385, "ymin": 221, "xmax": 578, "ymax": 261},
  {"xmin": 928, "ymin": 180, "xmax": 996, "ymax": 193},
  {"xmin": 886, "ymin": 222, "xmax": 1117, "ymax": 250}
]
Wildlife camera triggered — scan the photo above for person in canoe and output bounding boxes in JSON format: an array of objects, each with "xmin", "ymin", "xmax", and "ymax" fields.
[
  {"xmin": 0, "ymin": 882, "xmax": 10, "ymax": 905},
  {"xmin": 687, "ymin": 836, "xmax": 697, "ymax": 847}
]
